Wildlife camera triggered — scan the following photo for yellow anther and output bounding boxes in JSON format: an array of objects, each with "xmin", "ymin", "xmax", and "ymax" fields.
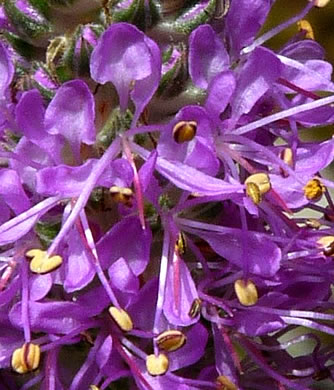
[
  {"xmin": 245, "ymin": 182, "xmax": 261, "ymax": 204},
  {"xmin": 216, "ymin": 375, "xmax": 238, "ymax": 390},
  {"xmin": 175, "ymin": 232, "xmax": 187, "ymax": 255},
  {"xmin": 234, "ymin": 279, "xmax": 258, "ymax": 306},
  {"xmin": 90, "ymin": 386, "xmax": 100, "ymax": 390},
  {"xmin": 245, "ymin": 173, "xmax": 271, "ymax": 204},
  {"xmin": 188, "ymin": 298, "xmax": 202, "ymax": 318},
  {"xmin": 11, "ymin": 343, "xmax": 41, "ymax": 374},
  {"xmin": 310, "ymin": 0, "xmax": 331, "ymax": 7},
  {"xmin": 156, "ymin": 330, "xmax": 186, "ymax": 352},
  {"xmin": 173, "ymin": 121, "xmax": 197, "ymax": 143},
  {"xmin": 279, "ymin": 147, "xmax": 293, "ymax": 177},
  {"xmin": 303, "ymin": 178, "xmax": 325, "ymax": 201},
  {"xmin": 317, "ymin": 236, "xmax": 334, "ymax": 257},
  {"xmin": 305, "ymin": 218, "xmax": 321, "ymax": 230},
  {"xmin": 26, "ymin": 249, "xmax": 62, "ymax": 274},
  {"xmin": 297, "ymin": 20, "xmax": 315, "ymax": 40},
  {"xmin": 146, "ymin": 353, "xmax": 169, "ymax": 376},
  {"xmin": 109, "ymin": 186, "xmax": 133, "ymax": 207},
  {"xmin": 108, "ymin": 306, "xmax": 133, "ymax": 332}
]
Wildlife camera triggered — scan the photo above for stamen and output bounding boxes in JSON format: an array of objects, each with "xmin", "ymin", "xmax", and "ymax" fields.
[
  {"xmin": 172, "ymin": 121, "xmax": 197, "ymax": 143},
  {"xmin": 279, "ymin": 147, "xmax": 294, "ymax": 177},
  {"xmin": 108, "ymin": 306, "xmax": 133, "ymax": 332},
  {"xmin": 175, "ymin": 232, "xmax": 187, "ymax": 255},
  {"xmin": 310, "ymin": 0, "xmax": 331, "ymax": 7},
  {"xmin": 234, "ymin": 279, "xmax": 258, "ymax": 306},
  {"xmin": 25, "ymin": 249, "xmax": 62, "ymax": 274},
  {"xmin": 303, "ymin": 178, "xmax": 325, "ymax": 201},
  {"xmin": 245, "ymin": 173, "xmax": 271, "ymax": 204},
  {"xmin": 188, "ymin": 298, "xmax": 202, "ymax": 318},
  {"xmin": 156, "ymin": 330, "xmax": 186, "ymax": 352},
  {"xmin": 216, "ymin": 375, "xmax": 237, "ymax": 390},
  {"xmin": 146, "ymin": 353, "xmax": 169, "ymax": 376},
  {"xmin": 317, "ymin": 236, "xmax": 334, "ymax": 257},
  {"xmin": 109, "ymin": 185, "xmax": 134, "ymax": 207},
  {"xmin": 11, "ymin": 343, "xmax": 41, "ymax": 374},
  {"xmin": 297, "ymin": 19, "xmax": 314, "ymax": 39}
]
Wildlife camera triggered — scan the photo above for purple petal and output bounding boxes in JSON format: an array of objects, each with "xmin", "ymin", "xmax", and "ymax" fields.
[
  {"xmin": 0, "ymin": 41, "xmax": 14, "ymax": 95},
  {"xmin": 45, "ymin": 79, "xmax": 96, "ymax": 160},
  {"xmin": 0, "ymin": 196, "xmax": 59, "ymax": 245},
  {"xmin": 97, "ymin": 216, "xmax": 152, "ymax": 275},
  {"xmin": 225, "ymin": 0, "xmax": 272, "ymax": 57},
  {"xmin": 64, "ymin": 227, "xmax": 95, "ymax": 293},
  {"xmin": 169, "ymin": 323, "xmax": 208, "ymax": 371},
  {"xmin": 29, "ymin": 274, "xmax": 53, "ymax": 301},
  {"xmin": 108, "ymin": 257, "xmax": 139, "ymax": 295},
  {"xmin": 9, "ymin": 300, "xmax": 93, "ymax": 334},
  {"xmin": 90, "ymin": 23, "xmax": 161, "ymax": 123},
  {"xmin": 15, "ymin": 90, "xmax": 64, "ymax": 163},
  {"xmin": 163, "ymin": 256, "xmax": 199, "ymax": 326},
  {"xmin": 205, "ymin": 71, "xmax": 236, "ymax": 121},
  {"xmin": 189, "ymin": 24, "xmax": 229, "ymax": 89},
  {"xmin": 231, "ymin": 47, "xmax": 282, "ymax": 120},
  {"xmin": 197, "ymin": 229, "xmax": 281, "ymax": 277},
  {"xmin": 0, "ymin": 169, "xmax": 30, "ymax": 214},
  {"xmin": 280, "ymin": 40, "xmax": 325, "ymax": 62}
]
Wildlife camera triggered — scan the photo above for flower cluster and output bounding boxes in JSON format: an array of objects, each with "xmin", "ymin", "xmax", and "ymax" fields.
[{"xmin": 0, "ymin": 0, "xmax": 334, "ymax": 389}]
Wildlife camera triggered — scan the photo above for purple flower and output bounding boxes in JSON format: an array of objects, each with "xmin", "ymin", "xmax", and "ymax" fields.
[{"xmin": 0, "ymin": 2, "xmax": 334, "ymax": 389}]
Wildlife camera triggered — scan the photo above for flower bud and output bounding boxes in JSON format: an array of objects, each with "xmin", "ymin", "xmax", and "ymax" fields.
[
  {"xmin": 11, "ymin": 343, "xmax": 41, "ymax": 374},
  {"xmin": 173, "ymin": 121, "xmax": 197, "ymax": 143},
  {"xmin": 26, "ymin": 249, "xmax": 62, "ymax": 274},
  {"xmin": 109, "ymin": 186, "xmax": 133, "ymax": 207},
  {"xmin": 317, "ymin": 236, "xmax": 334, "ymax": 257},
  {"xmin": 303, "ymin": 178, "xmax": 325, "ymax": 201},
  {"xmin": 156, "ymin": 330, "xmax": 186, "ymax": 352},
  {"xmin": 4, "ymin": 0, "xmax": 52, "ymax": 46},
  {"xmin": 245, "ymin": 173, "xmax": 271, "ymax": 204},
  {"xmin": 108, "ymin": 306, "xmax": 133, "ymax": 332},
  {"xmin": 146, "ymin": 353, "xmax": 169, "ymax": 376},
  {"xmin": 234, "ymin": 279, "xmax": 258, "ymax": 306},
  {"xmin": 216, "ymin": 375, "xmax": 237, "ymax": 390}
]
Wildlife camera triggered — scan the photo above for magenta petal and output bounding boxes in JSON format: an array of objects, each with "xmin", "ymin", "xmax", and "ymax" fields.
[
  {"xmin": 45, "ymin": 79, "xmax": 96, "ymax": 160},
  {"xmin": 0, "ymin": 41, "xmax": 14, "ymax": 95},
  {"xmin": 97, "ymin": 216, "xmax": 152, "ymax": 275},
  {"xmin": 189, "ymin": 24, "xmax": 229, "ymax": 89},
  {"xmin": 163, "ymin": 256, "xmax": 199, "ymax": 326}
]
